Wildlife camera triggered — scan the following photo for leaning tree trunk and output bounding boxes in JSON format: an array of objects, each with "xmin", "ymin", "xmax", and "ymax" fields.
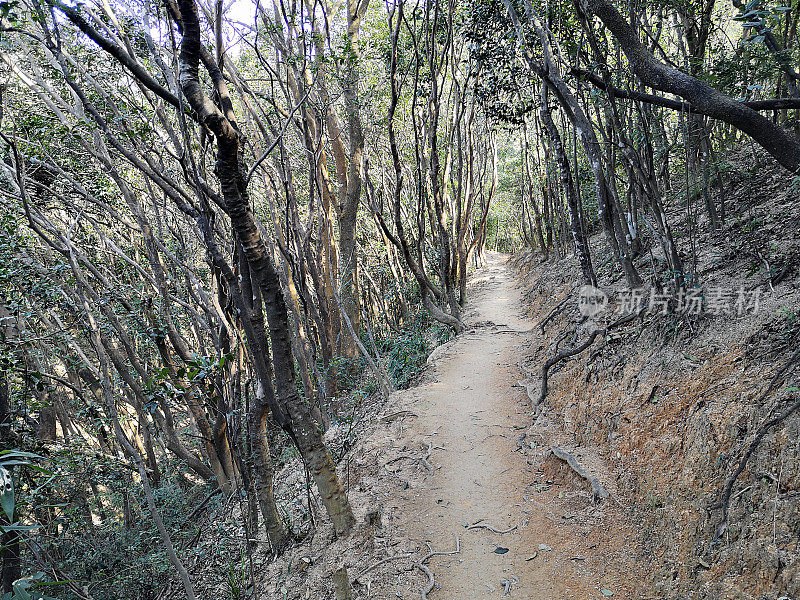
[
  {"xmin": 585, "ymin": 0, "xmax": 800, "ymax": 172},
  {"xmin": 539, "ymin": 84, "xmax": 597, "ymax": 286},
  {"xmin": 175, "ymin": 0, "xmax": 354, "ymax": 536}
]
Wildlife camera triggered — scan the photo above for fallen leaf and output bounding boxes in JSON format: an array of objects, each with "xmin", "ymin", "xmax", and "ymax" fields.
[
  {"xmin": 525, "ymin": 552, "xmax": 538, "ymax": 561},
  {"xmin": 601, "ymin": 589, "xmax": 614, "ymax": 596},
  {"xmin": 494, "ymin": 547, "xmax": 509, "ymax": 554}
]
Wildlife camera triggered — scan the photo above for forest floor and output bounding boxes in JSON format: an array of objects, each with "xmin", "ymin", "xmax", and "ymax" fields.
[{"xmin": 354, "ymin": 253, "xmax": 643, "ymax": 598}]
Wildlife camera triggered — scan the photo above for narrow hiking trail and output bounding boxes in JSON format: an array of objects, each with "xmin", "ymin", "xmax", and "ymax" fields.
[{"xmin": 378, "ymin": 254, "xmax": 643, "ymax": 599}]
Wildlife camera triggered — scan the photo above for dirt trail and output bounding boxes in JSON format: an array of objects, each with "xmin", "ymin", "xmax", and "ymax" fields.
[{"xmin": 381, "ymin": 254, "xmax": 641, "ymax": 599}]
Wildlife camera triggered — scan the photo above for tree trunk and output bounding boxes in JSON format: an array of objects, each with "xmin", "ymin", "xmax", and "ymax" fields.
[
  {"xmin": 175, "ymin": 0, "xmax": 354, "ymax": 536},
  {"xmin": 586, "ymin": 0, "xmax": 800, "ymax": 172},
  {"xmin": 539, "ymin": 84, "xmax": 597, "ymax": 285}
]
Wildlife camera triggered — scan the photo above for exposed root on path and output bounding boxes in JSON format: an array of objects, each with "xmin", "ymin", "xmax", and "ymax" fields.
[
  {"xmin": 550, "ymin": 446, "xmax": 610, "ymax": 501},
  {"xmin": 384, "ymin": 441, "xmax": 435, "ymax": 479},
  {"xmin": 500, "ymin": 575, "xmax": 519, "ymax": 596},
  {"xmin": 419, "ymin": 441, "xmax": 435, "ymax": 478},
  {"xmin": 416, "ymin": 563, "xmax": 435, "ymax": 600},
  {"xmin": 352, "ymin": 553, "xmax": 414, "ymax": 584},
  {"xmin": 381, "ymin": 410, "xmax": 419, "ymax": 423},
  {"xmin": 416, "ymin": 538, "xmax": 461, "ymax": 600},
  {"xmin": 465, "ymin": 521, "xmax": 517, "ymax": 534}
]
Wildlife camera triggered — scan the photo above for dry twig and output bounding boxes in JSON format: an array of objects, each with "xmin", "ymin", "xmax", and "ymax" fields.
[
  {"xmin": 352, "ymin": 553, "xmax": 414, "ymax": 583},
  {"xmin": 416, "ymin": 538, "xmax": 460, "ymax": 600},
  {"xmin": 420, "ymin": 441, "xmax": 434, "ymax": 478},
  {"xmin": 381, "ymin": 410, "xmax": 418, "ymax": 423}
]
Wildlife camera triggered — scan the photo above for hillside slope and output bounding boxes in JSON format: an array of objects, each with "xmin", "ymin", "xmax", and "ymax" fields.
[{"xmin": 510, "ymin": 152, "xmax": 800, "ymax": 599}]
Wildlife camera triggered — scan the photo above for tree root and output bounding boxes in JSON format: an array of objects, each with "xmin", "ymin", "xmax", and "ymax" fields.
[
  {"xmin": 466, "ymin": 521, "xmax": 517, "ymax": 534},
  {"xmin": 352, "ymin": 552, "xmax": 414, "ymax": 584},
  {"xmin": 416, "ymin": 538, "xmax": 460, "ymax": 600},
  {"xmin": 384, "ymin": 442, "xmax": 434, "ymax": 479},
  {"xmin": 550, "ymin": 446, "xmax": 609, "ymax": 502},
  {"xmin": 539, "ymin": 329, "xmax": 604, "ymax": 407},
  {"xmin": 708, "ymin": 348, "xmax": 800, "ymax": 538},
  {"xmin": 500, "ymin": 575, "xmax": 519, "ymax": 596},
  {"xmin": 381, "ymin": 410, "xmax": 419, "ymax": 423},
  {"xmin": 420, "ymin": 441, "xmax": 434, "ymax": 478},
  {"xmin": 709, "ymin": 394, "xmax": 800, "ymax": 539},
  {"xmin": 416, "ymin": 563, "xmax": 435, "ymax": 600},
  {"xmin": 537, "ymin": 295, "xmax": 571, "ymax": 334},
  {"xmin": 538, "ymin": 310, "xmax": 643, "ymax": 408},
  {"xmin": 385, "ymin": 454, "xmax": 415, "ymax": 467}
]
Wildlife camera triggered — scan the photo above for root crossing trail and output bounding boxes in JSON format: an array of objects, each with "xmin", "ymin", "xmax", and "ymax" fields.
[{"xmin": 382, "ymin": 254, "xmax": 639, "ymax": 599}]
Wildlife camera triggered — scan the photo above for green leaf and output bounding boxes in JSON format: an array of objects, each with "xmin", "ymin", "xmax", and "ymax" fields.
[
  {"xmin": 601, "ymin": 589, "xmax": 614, "ymax": 596},
  {"xmin": 0, "ymin": 524, "xmax": 41, "ymax": 532},
  {"xmin": 0, "ymin": 450, "xmax": 41, "ymax": 460}
]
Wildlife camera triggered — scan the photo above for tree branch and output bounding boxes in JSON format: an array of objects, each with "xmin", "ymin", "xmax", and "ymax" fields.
[
  {"xmin": 585, "ymin": 0, "xmax": 800, "ymax": 172},
  {"xmin": 572, "ymin": 67, "xmax": 800, "ymax": 113}
]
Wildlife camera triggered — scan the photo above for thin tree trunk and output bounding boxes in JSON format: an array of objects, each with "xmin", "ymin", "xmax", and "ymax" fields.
[{"xmin": 539, "ymin": 84, "xmax": 597, "ymax": 285}]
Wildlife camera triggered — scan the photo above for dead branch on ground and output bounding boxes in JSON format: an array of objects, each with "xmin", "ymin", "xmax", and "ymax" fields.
[
  {"xmin": 466, "ymin": 521, "xmax": 517, "ymax": 533},
  {"xmin": 352, "ymin": 553, "xmax": 414, "ymax": 584}
]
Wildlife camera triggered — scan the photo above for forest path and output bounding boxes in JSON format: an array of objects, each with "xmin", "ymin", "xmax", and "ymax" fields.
[{"xmin": 382, "ymin": 253, "xmax": 637, "ymax": 599}]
